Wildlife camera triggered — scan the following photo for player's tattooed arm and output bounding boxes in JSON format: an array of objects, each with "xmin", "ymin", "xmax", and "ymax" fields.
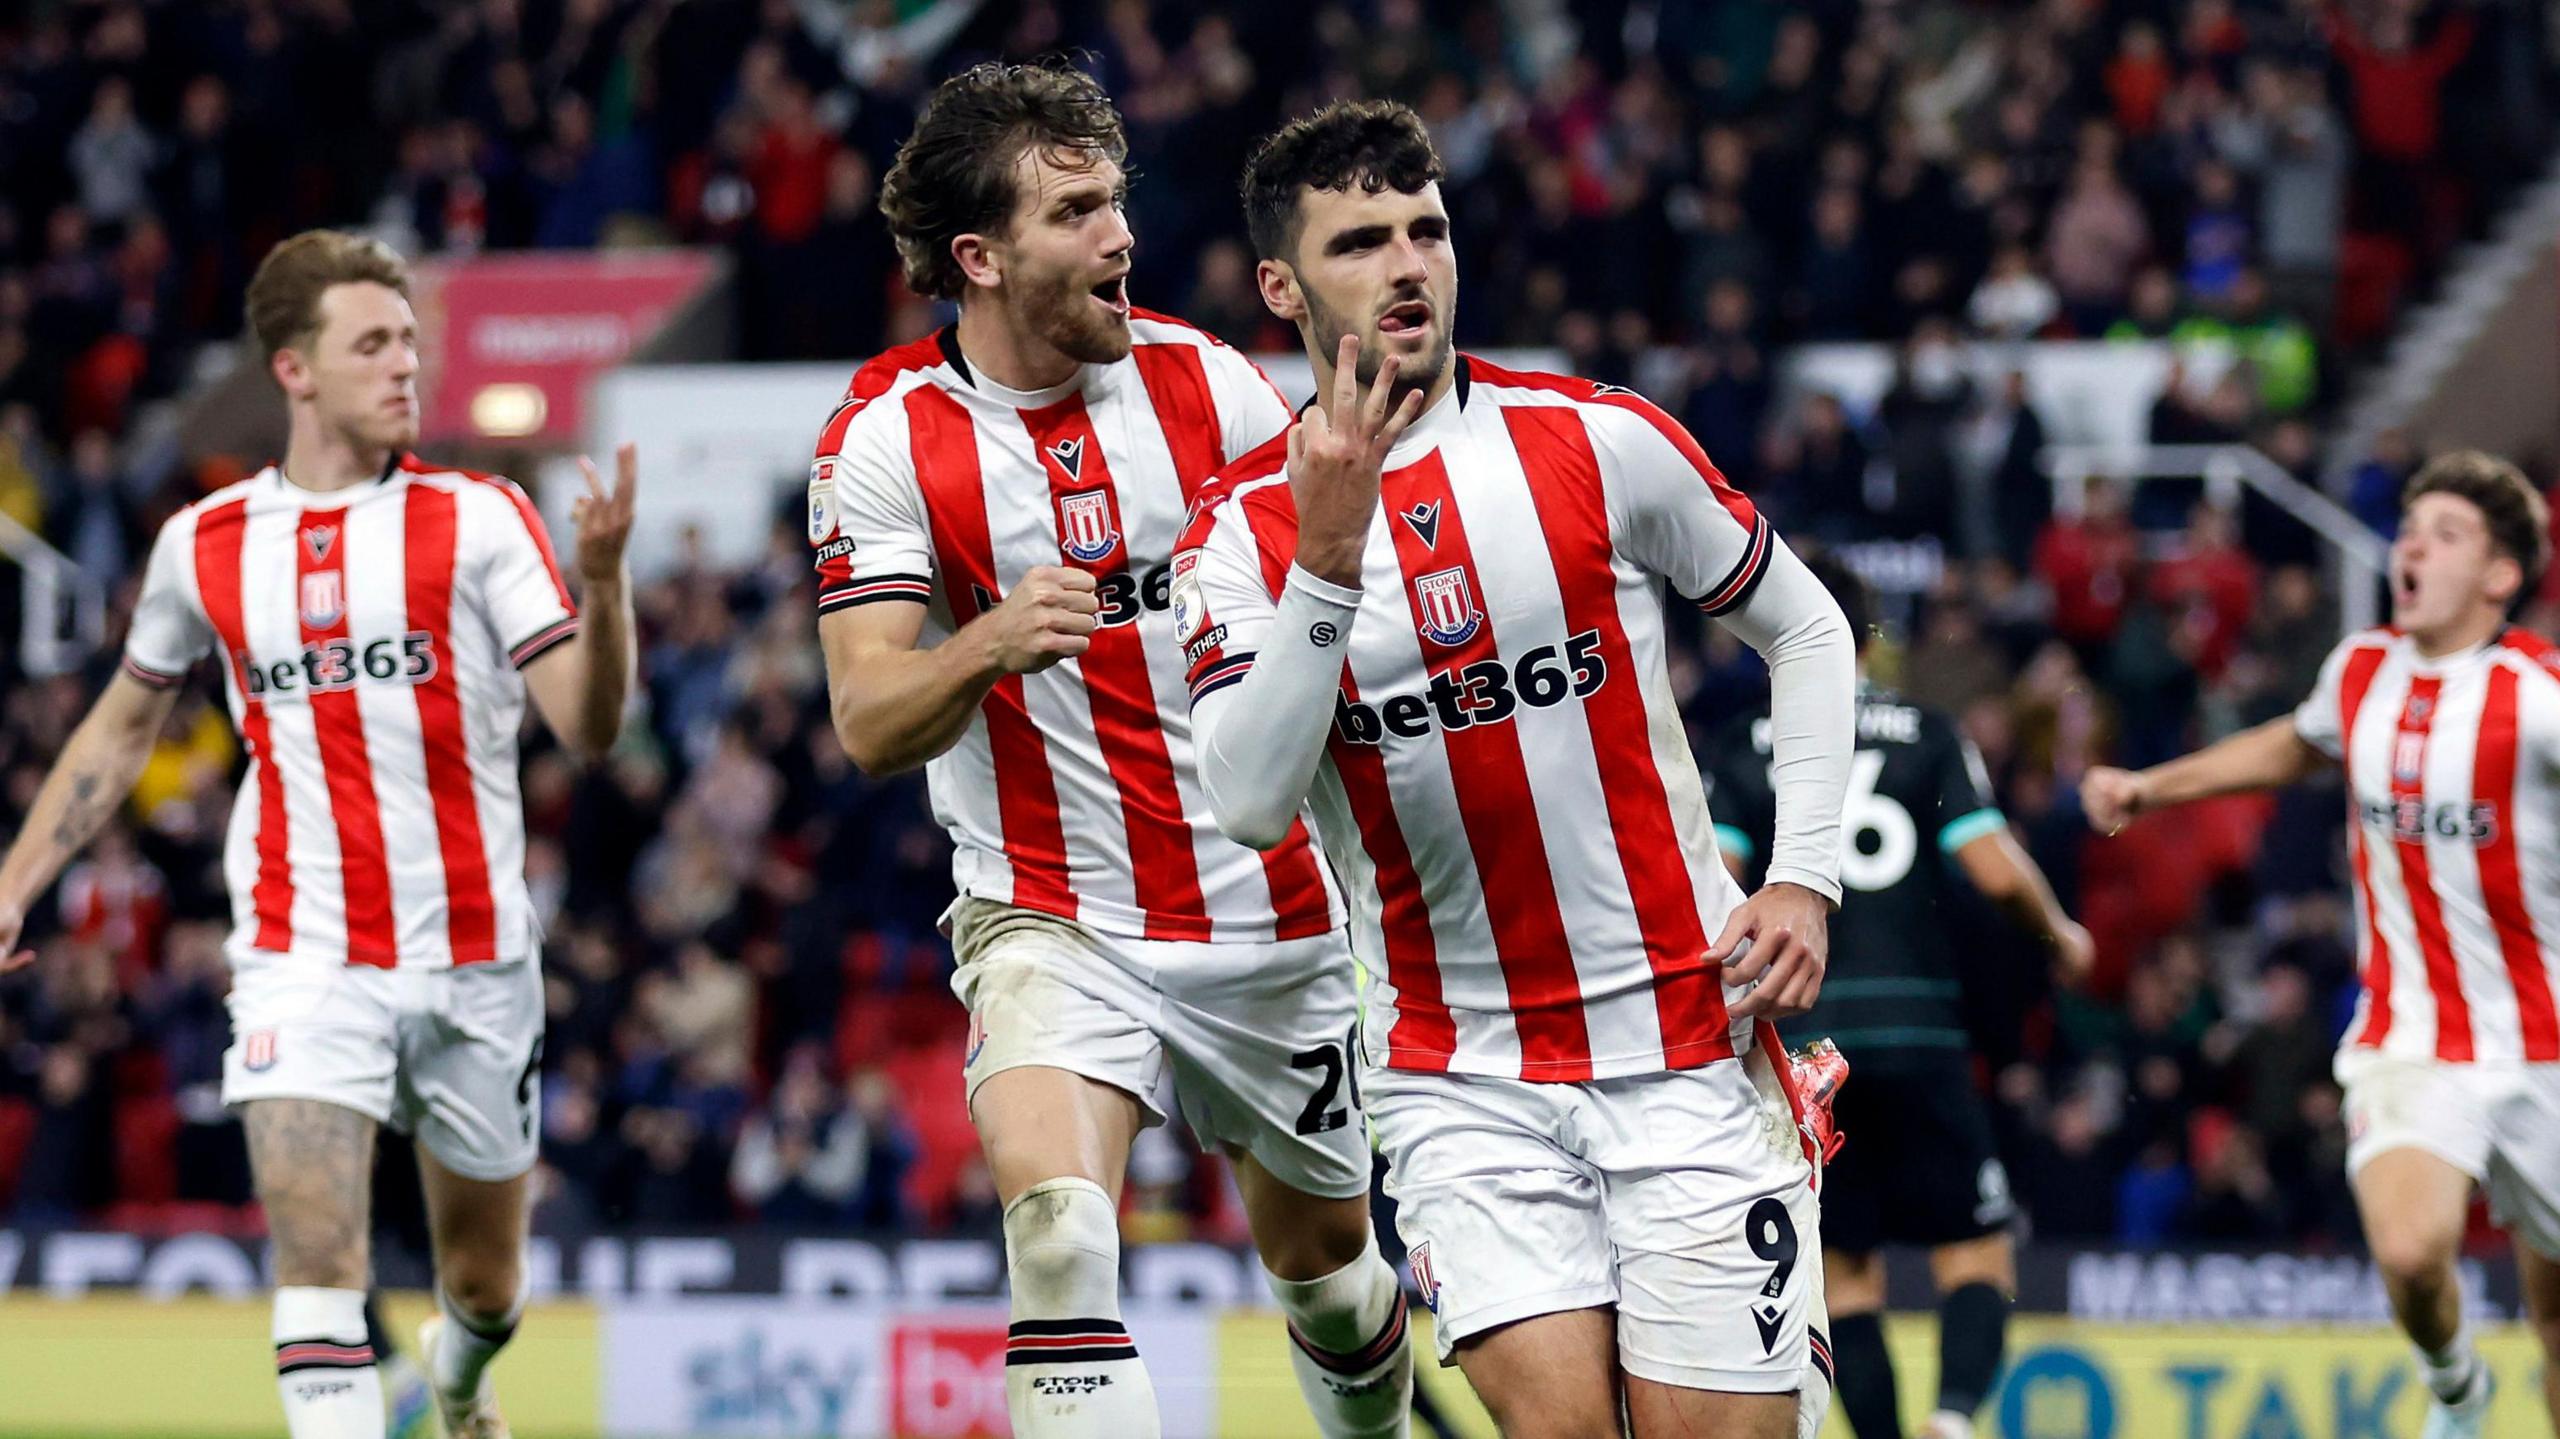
[
  {"xmin": 0, "ymin": 670, "xmax": 182, "ymax": 971},
  {"xmin": 243, "ymin": 1099, "xmax": 377, "ymax": 1288}
]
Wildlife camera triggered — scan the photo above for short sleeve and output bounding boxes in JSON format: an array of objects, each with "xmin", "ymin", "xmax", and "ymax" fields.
[
  {"xmin": 1933, "ymin": 722, "xmax": 2007, "ymax": 853},
  {"xmin": 810, "ymin": 396, "xmax": 935, "ymax": 616},
  {"xmin": 120, "ymin": 512, "xmax": 213, "ymax": 687},
  {"xmin": 1172, "ymin": 489, "xmax": 1284, "ymax": 707},
  {"xmin": 1584, "ymin": 396, "xmax": 1775, "ymax": 616},
  {"xmin": 474, "ymin": 479, "xmax": 580, "ymax": 669},
  {"xmin": 2292, "ymin": 635, "xmax": 2368, "ymax": 759},
  {"xmin": 1209, "ymin": 347, "xmax": 1295, "ymax": 463}
]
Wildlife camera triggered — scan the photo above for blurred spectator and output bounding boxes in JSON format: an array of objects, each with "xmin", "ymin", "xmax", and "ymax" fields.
[
  {"xmin": 2179, "ymin": 159, "xmax": 2252, "ymax": 309},
  {"xmin": 1967, "ymin": 244, "xmax": 2060, "ymax": 341},
  {"xmin": 2173, "ymin": 268, "xmax": 2319, "ymax": 415},
  {"xmin": 1956, "ymin": 369, "xmax": 2051, "ymax": 564},
  {"xmin": 2216, "ymin": 63, "xmax": 2349, "ymax": 327},
  {"xmin": 2035, "ymin": 478, "xmax": 2144, "ymax": 659},
  {"xmin": 69, "ymin": 78, "xmax": 157, "ymax": 229},
  {"xmin": 1874, "ymin": 316, "xmax": 1971, "ymax": 540},
  {"xmin": 2046, "ymin": 151, "xmax": 2150, "ymax": 332},
  {"xmin": 2350, "ymin": 426, "xmax": 2421, "ymax": 539}
]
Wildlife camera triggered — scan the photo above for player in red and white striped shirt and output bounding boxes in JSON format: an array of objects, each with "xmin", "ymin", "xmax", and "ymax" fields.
[
  {"xmin": 811, "ymin": 65, "xmax": 1410, "ymax": 1439},
  {"xmin": 2085, "ymin": 453, "xmax": 2560, "ymax": 1434},
  {"xmin": 0, "ymin": 231, "xmax": 637, "ymax": 1439},
  {"xmin": 1179, "ymin": 102, "xmax": 1855, "ymax": 1439}
]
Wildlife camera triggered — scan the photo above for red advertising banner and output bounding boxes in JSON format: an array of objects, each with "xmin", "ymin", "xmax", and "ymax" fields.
[
  {"xmin": 889, "ymin": 1322, "xmax": 1012, "ymax": 1438},
  {"xmin": 414, "ymin": 251, "xmax": 716, "ymax": 445}
]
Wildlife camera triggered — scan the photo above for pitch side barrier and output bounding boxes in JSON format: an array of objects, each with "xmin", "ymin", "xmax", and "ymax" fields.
[{"xmin": 0, "ymin": 1227, "xmax": 2523, "ymax": 1321}]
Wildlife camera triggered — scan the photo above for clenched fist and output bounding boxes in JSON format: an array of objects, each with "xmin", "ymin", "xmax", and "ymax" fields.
[
  {"xmin": 2079, "ymin": 765, "xmax": 2147, "ymax": 836},
  {"xmin": 981, "ymin": 566, "xmax": 1100, "ymax": 675}
]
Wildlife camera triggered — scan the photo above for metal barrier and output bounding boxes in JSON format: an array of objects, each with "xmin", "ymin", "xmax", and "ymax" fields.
[
  {"xmin": 0, "ymin": 509, "xmax": 107, "ymax": 678},
  {"xmin": 2041, "ymin": 443, "xmax": 2389, "ymax": 634}
]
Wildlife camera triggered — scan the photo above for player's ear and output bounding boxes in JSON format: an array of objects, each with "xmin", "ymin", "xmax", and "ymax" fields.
[
  {"xmin": 2487, "ymin": 551, "xmax": 2524, "ymax": 607},
  {"xmin": 269, "ymin": 344, "xmax": 315, "ymax": 402},
  {"xmin": 952, "ymin": 231, "xmax": 1002, "ymax": 292},
  {"xmin": 1257, "ymin": 258, "xmax": 1305, "ymax": 323}
]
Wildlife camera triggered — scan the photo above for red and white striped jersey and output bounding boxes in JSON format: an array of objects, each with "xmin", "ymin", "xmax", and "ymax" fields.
[
  {"xmin": 2295, "ymin": 626, "xmax": 2560, "ymax": 1064},
  {"xmin": 120, "ymin": 457, "xmax": 578, "ymax": 969},
  {"xmin": 808, "ymin": 314, "xmax": 1342, "ymax": 943},
  {"xmin": 1176, "ymin": 357, "xmax": 1845, "ymax": 1082}
]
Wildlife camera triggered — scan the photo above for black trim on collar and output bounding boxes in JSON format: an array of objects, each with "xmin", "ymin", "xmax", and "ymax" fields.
[
  {"xmin": 1293, "ymin": 353, "xmax": 1470, "ymax": 417},
  {"xmin": 936, "ymin": 326, "xmax": 974, "ymax": 388}
]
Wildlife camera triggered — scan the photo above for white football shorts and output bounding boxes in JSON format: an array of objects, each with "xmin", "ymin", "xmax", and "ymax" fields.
[
  {"xmin": 2337, "ymin": 1046, "xmax": 2560, "ymax": 1259},
  {"xmin": 222, "ymin": 948, "xmax": 544, "ymax": 1182},
  {"xmin": 947, "ymin": 897, "xmax": 1371, "ymax": 1200},
  {"xmin": 1370, "ymin": 1032, "xmax": 1821, "ymax": 1393}
]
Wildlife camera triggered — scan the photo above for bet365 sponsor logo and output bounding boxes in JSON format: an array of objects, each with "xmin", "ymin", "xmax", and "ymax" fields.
[
  {"xmin": 1333, "ymin": 630, "xmax": 1609, "ymax": 744},
  {"xmin": 236, "ymin": 633, "xmax": 437, "ymax": 698},
  {"xmin": 2359, "ymin": 796, "xmax": 2500, "ymax": 846}
]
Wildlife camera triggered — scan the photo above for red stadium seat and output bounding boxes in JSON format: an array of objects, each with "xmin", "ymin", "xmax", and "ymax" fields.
[
  {"xmin": 0, "ymin": 1097, "xmax": 34, "ymax": 1207},
  {"xmin": 113, "ymin": 1093, "xmax": 182, "ymax": 1205}
]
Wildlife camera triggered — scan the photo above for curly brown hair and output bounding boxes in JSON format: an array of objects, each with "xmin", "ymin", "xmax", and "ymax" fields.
[
  {"xmin": 244, "ymin": 230, "xmax": 411, "ymax": 358},
  {"xmin": 1240, "ymin": 100, "xmax": 1445, "ymax": 266},
  {"xmin": 2403, "ymin": 450, "xmax": 2551, "ymax": 601},
  {"xmin": 878, "ymin": 62, "xmax": 1128, "ymax": 301}
]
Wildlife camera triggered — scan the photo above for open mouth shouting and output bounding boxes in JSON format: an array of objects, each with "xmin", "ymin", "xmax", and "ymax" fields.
[{"xmin": 1090, "ymin": 271, "xmax": 1131, "ymax": 319}]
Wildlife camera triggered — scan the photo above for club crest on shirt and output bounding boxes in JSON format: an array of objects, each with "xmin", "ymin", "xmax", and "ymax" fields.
[
  {"xmin": 1056, "ymin": 489, "xmax": 1120, "ymax": 564},
  {"xmin": 2393, "ymin": 731, "xmax": 2426, "ymax": 783},
  {"xmin": 300, "ymin": 571, "xmax": 344, "ymax": 630},
  {"xmin": 242, "ymin": 1030, "xmax": 278, "ymax": 1072},
  {"xmin": 1412, "ymin": 566, "xmax": 1482, "ymax": 647}
]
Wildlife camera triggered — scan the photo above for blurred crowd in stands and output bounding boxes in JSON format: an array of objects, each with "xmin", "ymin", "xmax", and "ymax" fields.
[{"xmin": 6, "ymin": 0, "xmax": 2560, "ymax": 1255}]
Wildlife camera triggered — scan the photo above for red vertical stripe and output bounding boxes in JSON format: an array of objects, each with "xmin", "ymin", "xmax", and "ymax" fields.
[
  {"xmin": 2388, "ymin": 676, "xmax": 2474, "ymax": 1060},
  {"xmin": 1461, "ymin": 356, "xmax": 1761, "ymax": 530},
  {"xmin": 1381, "ymin": 453, "xmax": 1591, "ymax": 1079},
  {"xmin": 906, "ymin": 387, "xmax": 1077, "ymax": 919},
  {"xmin": 2472, "ymin": 665, "xmax": 2560, "ymax": 1059},
  {"xmin": 1016, "ymin": 395, "xmax": 1211, "ymax": 941},
  {"xmin": 1508, "ymin": 408, "xmax": 1732, "ymax": 1067},
  {"xmin": 1130, "ymin": 343, "xmax": 1220, "ymax": 508},
  {"xmin": 1329, "ymin": 673, "xmax": 1458, "ymax": 1070},
  {"xmin": 1222, "ymin": 480, "xmax": 1350, "ymax": 941},
  {"xmin": 2340, "ymin": 645, "xmax": 2393, "ymax": 1048},
  {"xmin": 194, "ymin": 500, "xmax": 293, "ymax": 951},
  {"xmin": 403, "ymin": 486, "xmax": 498, "ymax": 964},
  {"xmin": 296, "ymin": 509, "xmax": 398, "ymax": 965}
]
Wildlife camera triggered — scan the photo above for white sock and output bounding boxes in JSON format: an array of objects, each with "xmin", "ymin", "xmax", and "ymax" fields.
[
  {"xmin": 1923, "ymin": 1409, "xmax": 1975, "ymax": 1439},
  {"xmin": 429, "ymin": 1278, "xmax": 524, "ymax": 1403},
  {"xmin": 273, "ymin": 1286, "xmax": 384, "ymax": 1439},
  {"xmin": 1799, "ymin": 1324, "xmax": 1834, "ymax": 1439},
  {"xmin": 2419, "ymin": 1325, "xmax": 2486, "ymax": 1405},
  {"xmin": 1265, "ymin": 1234, "xmax": 1413, "ymax": 1439},
  {"xmin": 1002, "ymin": 1178, "xmax": 1160, "ymax": 1438}
]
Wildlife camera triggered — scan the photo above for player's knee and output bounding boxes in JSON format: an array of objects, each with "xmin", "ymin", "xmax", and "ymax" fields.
[
  {"xmin": 438, "ymin": 1259, "xmax": 523, "ymax": 1324},
  {"xmin": 1256, "ymin": 1199, "xmax": 1373, "ymax": 1282},
  {"xmin": 1003, "ymin": 1177, "xmax": 1121, "ymax": 1316},
  {"xmin": 2367, "ymin": 1221, "xmax": 2459, "ymax": 1292},
  {"xmin": 267, "ymin": 1209, "xmax": 367, "ymax": 1289}
]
